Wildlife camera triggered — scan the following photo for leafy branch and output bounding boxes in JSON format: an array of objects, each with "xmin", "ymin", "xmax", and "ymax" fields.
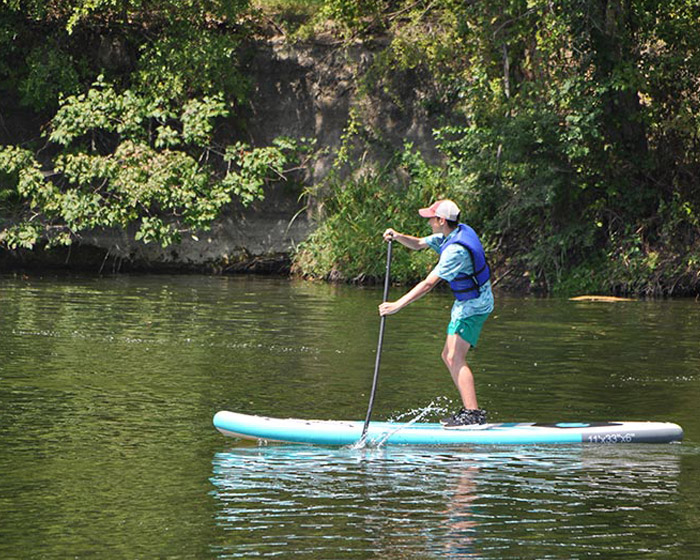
[{"xmin": 0, "ymin": 79, "xmax": 311, "ymax": 249}]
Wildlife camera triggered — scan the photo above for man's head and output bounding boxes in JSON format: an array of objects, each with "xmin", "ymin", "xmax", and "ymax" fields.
[{"xmin": 419, "ymin": 200, "xmax": 460, "ymax": 232}]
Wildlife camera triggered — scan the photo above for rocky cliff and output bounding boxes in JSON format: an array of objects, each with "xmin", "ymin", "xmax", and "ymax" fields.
[{"xmin": 2, "ymin": 35, "xmax": 445, "ymax": 274}]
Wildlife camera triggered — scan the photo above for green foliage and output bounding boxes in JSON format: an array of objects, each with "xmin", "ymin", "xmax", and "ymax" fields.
[
  {"xmin": 0, "ymin": 0, "xmax": 311, "ymax": 254},
  {"xmin": 19, "ymin": 43, "xmax": 84, "ymax": 111},
  {"xmin": 293, "ymin": 0, "xmax": 700, "ymax": 295},
  {"xmin": 61, "ymin": 0, "xmax": 250, "ymax": 34},
  {"xmin": 133, "ymin": 27, "xmax": 248, "ymax": 104},
  {"xmin": 252, "ymin": 0, "xmax": 387, "ymax": 39},
  {"xmin": 430, "ymin": 0, "xmax": 700, "ymax": 295},
  {"xmin": 249, "ymin": 0, "xmax": 325, "ymax": 39},
  {"xmin": 0, "ymin": 0, "xmax": 250, "ymax": 114},
  {"xmin": 0, "ymin": 80, "xmax": 307, "ymax": 249},
  {"xmin": 295, "ymin": 141, "xmax": 460, "ymax": 283},
  {"xmin": 2, "ymin": 0, "xmax": 700, "ymax": 294},
  {"xmin": 319, "ymin": 0, "xmax": 384, "ymax": 34}
]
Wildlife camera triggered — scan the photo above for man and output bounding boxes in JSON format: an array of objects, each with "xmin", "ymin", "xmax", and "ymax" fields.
[{"xmin": 379, "ymin": 199, "xmax": 494, "ymax": 427}]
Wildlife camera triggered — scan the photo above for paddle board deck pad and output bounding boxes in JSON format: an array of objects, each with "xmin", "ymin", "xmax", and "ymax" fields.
[{"xmin": 213, "ymin": 411, "xmax": 683, "ymax": 446}]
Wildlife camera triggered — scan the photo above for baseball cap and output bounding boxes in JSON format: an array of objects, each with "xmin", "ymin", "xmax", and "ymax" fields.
[{"xmin": 418, "ymin": 199, "xmax": 460, "ymax": 221}]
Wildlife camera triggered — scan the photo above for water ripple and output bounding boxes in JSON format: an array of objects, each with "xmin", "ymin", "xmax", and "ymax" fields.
[{"xmin": 210, "ymin": 444, "xmax": 685, "ymax": 559}]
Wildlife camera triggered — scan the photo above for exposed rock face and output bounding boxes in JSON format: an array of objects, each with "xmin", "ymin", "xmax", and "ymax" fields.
[
  {"xmin": 1, "ymin": 194, "xmax": 312, "ymax": 274},
  {"xmin": 243, "ymin": 37, "xmax": 443, "ymax": 179},
  {"xmin": 2, "ymin": 36, "xmax": 445, "ymax": 274}
]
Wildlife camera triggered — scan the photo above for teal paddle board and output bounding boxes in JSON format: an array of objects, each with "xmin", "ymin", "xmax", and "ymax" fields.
[{"xmin": 213, "ymin": 411, "xmax": 683, "ymax": 446}]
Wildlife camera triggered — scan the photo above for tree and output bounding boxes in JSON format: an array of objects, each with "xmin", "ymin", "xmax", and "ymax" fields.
[
  {"xmin": 0, "ymin": 79, "xmax": 307, "ymax": 248},
  {"xmin": 0, "ymin": 0, "xmax": 309, "ymax": 250}
]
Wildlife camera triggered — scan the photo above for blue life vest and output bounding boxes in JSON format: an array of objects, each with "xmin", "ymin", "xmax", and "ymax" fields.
[{"xmin": 439, "ymin": 224, "xmax": 491, "ymax": 301}]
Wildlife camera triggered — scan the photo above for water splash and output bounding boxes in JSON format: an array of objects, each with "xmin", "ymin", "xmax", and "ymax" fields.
[
  {"xmin": 351, "ymin": 397, "xmax": 455, "ymax": 450},
  {"xmin": 387, "ymin": 395, "xmax": 454, "ymax": 423}
]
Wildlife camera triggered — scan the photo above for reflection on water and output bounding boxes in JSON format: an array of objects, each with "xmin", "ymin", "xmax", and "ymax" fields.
[
  {"xmin": 211, "ymin": 444, "xmax": 686, "ymax": 559},
  {"xmin": 1, "ymin": 274, "xmax": 699, "ymax": 559}
]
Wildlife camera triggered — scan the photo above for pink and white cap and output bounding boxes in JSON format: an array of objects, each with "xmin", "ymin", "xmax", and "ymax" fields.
[{"xmin": 418, "ymin": 199, "xmax": 460, "ymax": 221}]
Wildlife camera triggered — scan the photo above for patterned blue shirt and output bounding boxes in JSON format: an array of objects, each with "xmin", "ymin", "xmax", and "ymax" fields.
[{"xmin": 423, "ymin": 229, "xmax": 494, "ymax": 320}]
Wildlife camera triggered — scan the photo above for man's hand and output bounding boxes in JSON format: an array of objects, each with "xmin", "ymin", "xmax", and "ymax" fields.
[
  {"xmin": 382, "ymin": 228, "xmax": 427, "ymax": 250},
  {"xmin": 379, "ymin": 301, "xmax": 401, "ymax": 316},
  {"xmin": 383, "ymin": 228, "xmax": 398, "ymax": 242}
]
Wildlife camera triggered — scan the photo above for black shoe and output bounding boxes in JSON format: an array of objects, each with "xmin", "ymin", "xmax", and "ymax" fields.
[
  {"xmin": 440, "ymin": 407, "xmax": 466, "ymax": 425},
  {"xmin": 440, "ymin": 407, "xmax": 485, "ymax": 425},
  {"xmin": 441, "ymin": 408, "xmax": 488, "ymax": 428}
]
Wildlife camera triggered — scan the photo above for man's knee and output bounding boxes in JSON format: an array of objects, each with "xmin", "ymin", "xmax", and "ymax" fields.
[
  {"xmin": 441, "ymin": 347, "xmax": 452, "ymax": 367},
  {"xmin": 442, "ymin": 348, "xmax": 464, "ymax": 370},
  {"xmin": 444, "ymin": 335, "xmax": 471, "ymax": 368}
]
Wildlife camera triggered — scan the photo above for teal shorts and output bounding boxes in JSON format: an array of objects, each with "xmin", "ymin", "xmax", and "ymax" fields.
[{"xmin": 447, "ymin": 313, "xmax": 490, "ymax": 347}]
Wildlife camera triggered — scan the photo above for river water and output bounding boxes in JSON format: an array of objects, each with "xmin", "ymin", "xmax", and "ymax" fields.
[{"xmin": 1, "ymin": 274, "xmax": 699, "ymax": 559}]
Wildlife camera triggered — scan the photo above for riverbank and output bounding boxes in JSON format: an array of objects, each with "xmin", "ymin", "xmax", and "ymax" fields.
[{"xmin": 1, "ymin": 2, "xmax": 699, "ymax": 297}]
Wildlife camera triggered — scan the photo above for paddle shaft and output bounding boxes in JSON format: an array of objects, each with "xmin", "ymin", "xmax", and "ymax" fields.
[{"xmin": 361, "ymin": 240, "xmax": 393, "ymax": 440}]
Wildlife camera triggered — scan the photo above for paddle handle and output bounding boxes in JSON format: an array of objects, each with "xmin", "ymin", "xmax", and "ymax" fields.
[{"xmin": 361, "ymin": 240, "xmax": 393, "ymax": 441}]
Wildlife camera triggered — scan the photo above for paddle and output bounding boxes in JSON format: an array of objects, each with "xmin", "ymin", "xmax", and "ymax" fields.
[{"xmin": 360, "ymin": 239, "xmax": 393, "ymax": 443}]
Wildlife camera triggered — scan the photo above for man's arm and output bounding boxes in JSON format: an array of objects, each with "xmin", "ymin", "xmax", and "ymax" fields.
[
  {"xmin": 383, "ymin": 228, "xmax": 428, "ymax": 250},
  {"xmin": 378, "ymin": 272, "xmax": 442, "ymax": 316}
]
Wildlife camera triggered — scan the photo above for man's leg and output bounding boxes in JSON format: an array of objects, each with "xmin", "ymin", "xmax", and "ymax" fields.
[{"xmin": 441, "ymin": 333, "xmax": 478, "ymax": 410}]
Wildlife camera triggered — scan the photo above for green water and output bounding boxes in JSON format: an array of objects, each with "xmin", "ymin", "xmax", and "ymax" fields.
[{"xmin": 1, "ymin": 274, "xmax": 699, "ymax": 559}]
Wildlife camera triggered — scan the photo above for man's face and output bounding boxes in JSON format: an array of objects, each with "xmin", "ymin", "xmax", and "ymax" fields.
[{"xmin": 428, "ymin": 216, "xmax": 444, "ymax": 234}]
